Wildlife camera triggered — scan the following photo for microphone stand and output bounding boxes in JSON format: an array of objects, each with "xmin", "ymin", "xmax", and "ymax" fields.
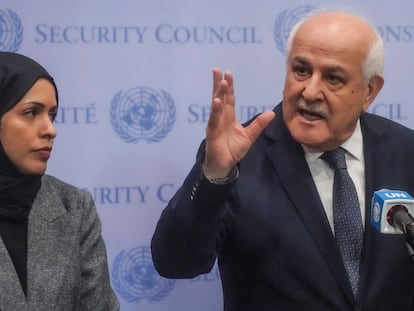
[
  {"xmin": 390, "ymin": 206, "xmax": 414, "ymax": 261},
  {"xmin": 402, "ymin": 223, "xmax": 414, "ymax": 262}
]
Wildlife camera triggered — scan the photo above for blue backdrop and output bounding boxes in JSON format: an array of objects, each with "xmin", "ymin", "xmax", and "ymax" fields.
[{"xmin": 1, "ymin": 0, "xmax": 412, "ymax": 310}]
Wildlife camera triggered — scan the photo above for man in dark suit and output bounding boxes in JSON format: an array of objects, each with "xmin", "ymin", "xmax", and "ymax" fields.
[{"xmin": 151, "ymin": 11, "xmax": 414, "ymax": 310}]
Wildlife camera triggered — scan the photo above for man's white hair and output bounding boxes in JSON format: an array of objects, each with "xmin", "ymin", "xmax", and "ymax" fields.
[{"xmin": 284, "ymin": 10, "xmax": 384, "ymax": 83}]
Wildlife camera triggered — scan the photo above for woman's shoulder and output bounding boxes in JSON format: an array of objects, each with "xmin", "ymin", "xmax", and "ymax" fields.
[
  {"xmin": 40, "ymin": 174, "xmax": 91, "ymax": 199},
  {"xmin": 35, "ymin": 175, "xmax": 98, "ymax": 227}
]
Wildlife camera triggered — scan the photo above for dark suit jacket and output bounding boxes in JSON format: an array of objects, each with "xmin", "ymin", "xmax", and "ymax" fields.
[
  {"xmin": 0, "ymin": 174, "xmax": 119, "ymax": 311},
  {"xmin": 152, "ymin": 104, "xmax": 414, "ymax": 311}
]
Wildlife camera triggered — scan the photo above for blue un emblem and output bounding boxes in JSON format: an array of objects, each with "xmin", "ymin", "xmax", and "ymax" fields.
[
  {"xmin": 0, "ymin": 9, "xmax": 23, "ymax": 52},
  {"xmin": 111, "ymin": 246, "xmax": 175, "ymax": 303},
  {"xmin": 110, "ymin": 86, "xmax": 176, "ymax": 143},
  {"xmin": 273, "ymin": 5, "xmax": 316, "ymax": 54}
]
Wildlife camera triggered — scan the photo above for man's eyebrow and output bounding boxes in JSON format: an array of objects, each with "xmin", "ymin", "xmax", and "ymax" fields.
[
  {"xmin": 291, "ymin": 57, "xmax": 347, "ymax": 74},
  {"xmin": 290, "ymin": 57, "xmax": 309, "ymax": 65},
  {"xmin": 322, "ymin": 66, "xmax": 347, "ymax": 75}
]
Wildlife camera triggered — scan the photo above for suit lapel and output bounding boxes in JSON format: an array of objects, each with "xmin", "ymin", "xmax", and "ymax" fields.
[
  {"xmin": 358, "ymin": 114, "xmax": 393, "ymax": 298},
  {"xmin": 26, "ymin": 178, "xmax": 73, "ymax": 309},
  {"xmin": 263, "ymin": 115, "xmax": 355, "ymax": 303}
]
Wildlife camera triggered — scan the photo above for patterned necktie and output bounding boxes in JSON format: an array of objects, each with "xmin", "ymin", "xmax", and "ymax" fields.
[{"xmin": 321, "ymin": 148, "xmax": 363, "ymax": 297}]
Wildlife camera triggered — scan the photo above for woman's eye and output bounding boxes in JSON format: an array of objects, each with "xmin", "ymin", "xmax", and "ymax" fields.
[
  {"xmin": 49, "ymin": 111, "xmax": 57, "ymax": 122},
  {"xmin": 24, "ymin": 109, "xmax": 37, "ymax": 117}
]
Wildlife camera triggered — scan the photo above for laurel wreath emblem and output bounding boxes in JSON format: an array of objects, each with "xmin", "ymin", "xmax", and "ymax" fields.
[
  {"xmin": 0, "ymin": 9, "xmax": 24, "ymax": 52},
  {"xmin": 273, "ymin": 5, "xmax": 316, "ymax": 54},
  {"xmin": 111, "ymin": 246, "xmax": 175, "ymax": 303},
  {"xmin": 110, "ymin": 87, "xmax": 176, "ymax": 144}
]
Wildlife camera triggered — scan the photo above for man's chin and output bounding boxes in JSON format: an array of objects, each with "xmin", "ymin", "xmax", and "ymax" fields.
[{"xmin": 291, "ymin": 132, "xmax": 330, "ymax": 151}]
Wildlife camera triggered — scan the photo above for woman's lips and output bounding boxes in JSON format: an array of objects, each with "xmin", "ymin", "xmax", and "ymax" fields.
[{"xmin": 35, "ymin": 147, "xmax": 52, "ymax": 159}]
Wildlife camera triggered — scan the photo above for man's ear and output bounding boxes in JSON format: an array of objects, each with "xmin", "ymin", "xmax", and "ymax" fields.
[{"xmin": 363, "ymin": 75, "xmax": 384, "ymax": 111}]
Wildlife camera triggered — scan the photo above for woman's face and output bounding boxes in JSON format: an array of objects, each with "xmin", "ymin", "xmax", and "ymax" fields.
[{"xmin": 0, "ymin": 78, "xmax": 57, "ymax": 175}]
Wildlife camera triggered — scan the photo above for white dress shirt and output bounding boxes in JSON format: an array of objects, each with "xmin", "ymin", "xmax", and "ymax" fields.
[{"xmin": 302, "ymin": 120, "xmax": 366, "ymax": 232}]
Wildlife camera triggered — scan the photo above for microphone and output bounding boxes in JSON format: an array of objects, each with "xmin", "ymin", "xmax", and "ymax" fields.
[
  {"xmin": 371, "ymin": 189, "xmax": 414, "ymax": 256},
  {"xmin": 387, "ymin": 204, "xmax": 414, "ymax": 246},
  {"xmin": 371, "ymin": 189, "xmax": 414, "ymax": 234}
]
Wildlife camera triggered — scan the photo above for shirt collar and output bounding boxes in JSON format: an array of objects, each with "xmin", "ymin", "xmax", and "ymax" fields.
[{"xmin": 302, "ymin": 119, "xmax": 363, "ymax": 162}]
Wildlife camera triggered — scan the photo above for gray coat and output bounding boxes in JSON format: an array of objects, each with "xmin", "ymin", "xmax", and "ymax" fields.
[{"xmin": 0, "ymin": 174, "xmax": 119, "ymax": 311}]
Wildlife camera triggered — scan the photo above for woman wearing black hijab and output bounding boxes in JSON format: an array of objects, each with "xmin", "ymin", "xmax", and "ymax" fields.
[{"xmin": 0, "ymin": 52, "xmax": 119, "ymax": 310}]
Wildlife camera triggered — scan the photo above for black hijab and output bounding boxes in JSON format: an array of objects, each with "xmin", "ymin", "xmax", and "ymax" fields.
[
  {"xmin": 0, "ymin": 52, "xmax": 58, "ymax": 295},
  {"xmin": 0, "ymin": 52, "xmax": 58, "ymax": 218}
]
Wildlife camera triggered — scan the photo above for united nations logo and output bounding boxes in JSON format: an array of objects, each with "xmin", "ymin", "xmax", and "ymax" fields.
[
  {"xmin": 273, "ymin": 5, "xmax": 316, "ymax": 54},
  {"xmin": 0, "ymin": 9, "xmax": 23, "ymax": 52},
  {"xmin": 110, "ymin": 86, "xmax": 176, "ymax": 143},
  {"xmin": 373, "ymin": 202, "xmax": 381, "ymax": 223},
  {"xmin": 111, "ymin": 246, "xmax": 176, "ymax": 303}
]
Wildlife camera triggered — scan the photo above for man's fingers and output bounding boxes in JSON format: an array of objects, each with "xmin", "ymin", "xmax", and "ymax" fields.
[
  {"xmin": 246, "ymin": 111, "xmax": 276, "ymax": 141},
  {"xmin": 223, "ymin": 71, "xmax": 233, "ymax": 88},
  {"xmin": 207, "ymin": 97, "xmax": 223, "ymax": 130},
  {"xmin": 212, "ymin": 68, "xmax": 223, "ymax": 96}
]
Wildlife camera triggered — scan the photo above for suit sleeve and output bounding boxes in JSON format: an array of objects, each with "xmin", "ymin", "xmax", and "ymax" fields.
[
  {"xmin": 151, "ymin": 142, "xmax": 236, "ymax": 278},
  {"xmin": 78, "ymin": 191, "xmax": 120, "ymax": 311}
]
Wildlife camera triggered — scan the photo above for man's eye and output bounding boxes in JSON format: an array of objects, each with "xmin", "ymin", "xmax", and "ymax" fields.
[
  {"xmin": 326, "ymin": 75, "xmax": 342, "ymax": 84},
  {"xmin": 294, "ymin": 67, "xmax": 308, "ymax": 75}
]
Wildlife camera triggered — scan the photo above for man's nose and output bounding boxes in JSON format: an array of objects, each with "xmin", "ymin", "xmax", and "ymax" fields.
[{"xmin": 302, "ymin": 75, "xmax": 324, "ymax": 101}]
